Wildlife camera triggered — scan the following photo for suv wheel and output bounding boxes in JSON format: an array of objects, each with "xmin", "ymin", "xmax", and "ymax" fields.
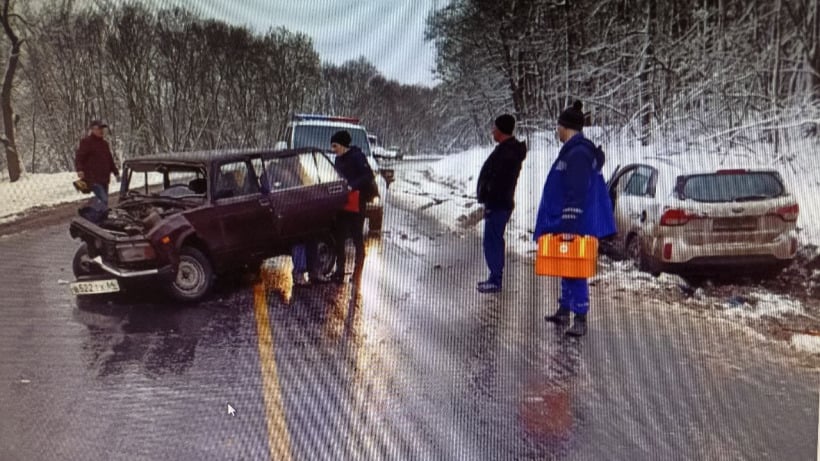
[
  {"xmin": 169, "ymin": 246, "xmax": 214, "ymax": 302},
  {"xmin": 626, "ymin": 234, "xmax": 650, "ymax": 273},
  {"xmin": 72, "ymin": 243, "xmax": 103, "ymax": 277}
]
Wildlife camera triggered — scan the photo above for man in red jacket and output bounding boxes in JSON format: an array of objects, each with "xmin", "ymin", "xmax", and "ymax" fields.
[{"xmin": 75, "ymin": 120, "xmax": 119, "ymax": 205}]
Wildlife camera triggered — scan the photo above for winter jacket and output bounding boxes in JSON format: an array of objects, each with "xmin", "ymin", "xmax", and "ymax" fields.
[
  {"xmin": 334, "ymin": 146, "xmax": 377, "ymax": 208},
  {"xmin": 476, "ymin": 137, "xmax": 527, "ymax": 210},
  {"xmin": 75, "ymin": 135, "xmax": 118, "ymax": 186},
  {"xmin": 534, "ymin": 133, "xmax": 616, "ymax": 239}
]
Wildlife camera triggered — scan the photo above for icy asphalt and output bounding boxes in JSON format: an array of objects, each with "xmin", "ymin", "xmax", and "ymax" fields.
[{"xmin": 0, "ymin": 160, "xmax": 817, "ymax": 460}]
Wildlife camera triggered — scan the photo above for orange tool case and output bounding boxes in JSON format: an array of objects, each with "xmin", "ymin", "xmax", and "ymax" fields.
[{"xmin": 535, "ymin": 234, "xmax": 599, "ymax": 278}]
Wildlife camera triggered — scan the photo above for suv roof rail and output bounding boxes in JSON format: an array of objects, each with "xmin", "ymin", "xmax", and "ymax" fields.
[{"xmin": 292, "ymin": 113, "xmax": 360, "ymax": 124}]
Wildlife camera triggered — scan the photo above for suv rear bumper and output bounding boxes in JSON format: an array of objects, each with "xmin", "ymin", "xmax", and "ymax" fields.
[{"xmin": 647, "ymin": 234, "xmax": 796, "ymax": 272}]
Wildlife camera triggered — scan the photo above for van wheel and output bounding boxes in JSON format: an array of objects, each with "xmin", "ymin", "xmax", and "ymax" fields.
[
  {"xmin": 169, "ymin": 246, "xmax": 214, "ymax": 302},
  {"xmin": 73, "ymin": 243, "xmax": 103, "ymax": 277}
]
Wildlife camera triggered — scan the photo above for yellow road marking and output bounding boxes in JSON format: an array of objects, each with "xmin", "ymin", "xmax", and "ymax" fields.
[{"xmin": 253, "ymin": 281, "xmax": 293, "ymax": 461}]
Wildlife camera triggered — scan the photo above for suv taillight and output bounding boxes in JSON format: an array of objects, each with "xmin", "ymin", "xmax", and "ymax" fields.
[
  {"xmin": 775, "ymin": 203, "xmax": 799, "ymax": 221},
  {"xmin": 660, "ymin": 209, "xmax": 699, "ymax": 226}
]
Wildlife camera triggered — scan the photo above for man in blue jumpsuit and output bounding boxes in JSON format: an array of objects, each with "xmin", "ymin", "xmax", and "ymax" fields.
[{"xmin": 534, "ymin": 101, "xmax": 616, "ymax": 336}]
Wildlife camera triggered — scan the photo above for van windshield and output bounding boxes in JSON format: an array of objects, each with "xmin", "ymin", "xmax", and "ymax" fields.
[
  {"xmin": 677, "ymin": 172, "xmax": 785, "ymax": 202},
  {"xmin": 293, "ymin": 125, "xmax": 371, "ymax": 156}
]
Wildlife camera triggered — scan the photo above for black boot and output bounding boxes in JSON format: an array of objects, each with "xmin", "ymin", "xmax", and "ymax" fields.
[
  {"xmin": 545, "ymin": 307, "xmax": 571, "ymax": 325},
  {"xmin": 565, "ymin": 315, "xmax": 587, "ymax": 337}
]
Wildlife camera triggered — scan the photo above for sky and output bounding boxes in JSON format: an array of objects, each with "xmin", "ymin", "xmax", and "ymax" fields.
[{"xmin": 151, "ymin": 0, "xmax": 447, "ymax": 87}]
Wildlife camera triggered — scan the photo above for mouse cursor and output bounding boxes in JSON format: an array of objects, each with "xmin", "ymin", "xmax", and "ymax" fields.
[{"xmin": 227, "ymin": 404, "xmax": 236, "ymax": 416}]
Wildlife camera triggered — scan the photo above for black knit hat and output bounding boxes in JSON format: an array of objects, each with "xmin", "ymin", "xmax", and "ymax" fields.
[
  {"xmin": 558, "ymin": 100, "xmax": 585, "ymax": 131},
  {"xmin": 330, "ymin": 130, "xmax": 352, "ymax": 147},
  {"xmin": 494, "ymin": 114, "xmax": 515, "ymax": 135}
]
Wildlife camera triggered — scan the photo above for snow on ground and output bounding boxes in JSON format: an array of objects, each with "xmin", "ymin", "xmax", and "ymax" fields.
[
  {"xmin": 0, "ymin": 173, "xmax": 163, "ymax": 224},
  {"xmin": 0, "ymin": 172, "xmax": 102, "ymax": 224},
  {"xmin": 394, "ymin": 126, "xmax": 820, "ymax": 351}
]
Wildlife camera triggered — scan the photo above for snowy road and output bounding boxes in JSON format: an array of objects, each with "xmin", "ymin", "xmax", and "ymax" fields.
[{"xmin": 0, "ymin": 160, "xmax": 817, "ymax": 460}]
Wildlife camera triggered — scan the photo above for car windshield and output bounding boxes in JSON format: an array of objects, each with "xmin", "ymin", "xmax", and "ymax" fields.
[
  {"xmin": 678, "ymin": 172, "xmax": 785, "ymax": 202},
  {"xmin": 124, "ymin": 165, "xmax": 207, "ymax": 198},
  {"xmin": 293, "ymin": 125, "xmax": 371, "ymax": 156}
]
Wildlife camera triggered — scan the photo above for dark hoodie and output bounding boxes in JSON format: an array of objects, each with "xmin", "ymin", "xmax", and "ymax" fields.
[
  {"xmin": 334, "ymin": 145, "xmax": 377, "ymax": 204},
  {"xmin": 476, "ymin": 137, "xmax": 528, "ymax": 210}
]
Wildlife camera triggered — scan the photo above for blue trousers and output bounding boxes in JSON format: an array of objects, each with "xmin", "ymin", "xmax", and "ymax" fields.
[
  {"xmin": 91, "ymin": 183, "xmax": 109, "ymax": 205},
  {"xmin": 482, "ymin": 208, "xmax": 513, "ymax": 285},
  {"xmin": 560, "ymin": 277, "xmax": 590, "ymax": 315}
]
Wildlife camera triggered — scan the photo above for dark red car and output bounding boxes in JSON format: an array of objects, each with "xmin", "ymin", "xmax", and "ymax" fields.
[{"xmin": 69, "ymin": 148, "xmax": 348, "ymax": 301}]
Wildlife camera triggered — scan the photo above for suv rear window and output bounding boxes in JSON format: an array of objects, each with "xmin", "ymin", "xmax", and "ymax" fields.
[
  {"xmin": 677, "ymin": 171, "xmax": 785, "ymax": 202},
  {"xmin": 293, "ymin": 125, "xmax": 371, "ymax": 156}
]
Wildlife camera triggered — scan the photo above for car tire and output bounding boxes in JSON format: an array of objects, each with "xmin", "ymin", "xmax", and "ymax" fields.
[
  {"xmin": 626, "ymin": 234, "xmax": 651, "ymax": 273},
  {"xmin": 169, "ymin": 246, "xmax": 214, "ymax": 302},
  {"xmin": 72, "ymin": 243, "xmax": 104, "ymax": 277},
  {"xmin": 313, "ymin": 235, "xmax": 338, "ymax": 278}
]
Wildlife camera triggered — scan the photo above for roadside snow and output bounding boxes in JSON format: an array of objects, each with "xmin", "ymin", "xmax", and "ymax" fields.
[
  {"xmin": 0, "ymin": 173, "xmax": 101, "ymax": 224},
  {"xmin": 0, "ymin": 173, "xmax": 162, "ymax": 224}
]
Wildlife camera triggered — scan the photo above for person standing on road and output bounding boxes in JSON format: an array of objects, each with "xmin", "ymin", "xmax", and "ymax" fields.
[
  {"xmin": 75, "ymin": 120, "xmax": 119, "ymax": 205},
  {"xmin": 475, "ymin": 114, "xmax": 528, "ymax": 293},
  {"xmin": 534, "ymin": 100, "xmax": 616, "ymax": 336},
  {"xmin": 330, "ymin": 130, "xmax": 377, "ymax": 284}
]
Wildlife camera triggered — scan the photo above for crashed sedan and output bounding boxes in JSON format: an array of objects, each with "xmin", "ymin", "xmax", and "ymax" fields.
[{"xmin": 69, "ymin": 148, "xmax": 348, "ymax": 301}]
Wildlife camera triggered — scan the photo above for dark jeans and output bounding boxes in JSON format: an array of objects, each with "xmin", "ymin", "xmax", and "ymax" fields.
[
  {"xmin": 482, "ymin": 208, "xmax": 513, "ymax": 285},
  {"xmin": 560, "ymin": 278, "xmax": 590, "ymax": 315},
  {"xmin": 90, "ymin": 183, "xmax": 109, "ymax": 206},
  {"xmin": 334, "ymin": 210, "xmax": 365, "ymax": 277}
]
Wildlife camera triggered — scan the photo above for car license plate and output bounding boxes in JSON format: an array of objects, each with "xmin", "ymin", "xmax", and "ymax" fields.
[
  {"xmin": 70, "ymin": 279, "xmax": 120, "ymax": 295},
  {"xmin": 713, "ymin": 217, "xmax": 757, "ymax": 231}
]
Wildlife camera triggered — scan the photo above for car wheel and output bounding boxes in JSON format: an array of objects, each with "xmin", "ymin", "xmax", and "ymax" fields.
[
  {"xmin": 626, "ymin": 234, "xmax": 650, "ymax": 272},
  {"xmin": 169, "ymin": 246, "xmax": 214, "ymax": 302},
  {"xmin": 72, "ymin": 243, "xmax": 104, "ymax": 277},
  {"xmin": 313, "ymin": 235, "xmax": 338, "ymax": 277}
]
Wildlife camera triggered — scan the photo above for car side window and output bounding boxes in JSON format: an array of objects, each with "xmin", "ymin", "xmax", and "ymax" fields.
[
  {"xmin": 312, "ymin": 151, "xmax": 342, "ymax": 183},
  {"xmin": 296, "ymin": 153, "xmax": 321, "ymax": 186},
  {"xmin": 624, "ymin": 166, "xmax": 653, "ymax": 197},
  {"xmin": 266, "ymin": 155, "xmax": 312, "ymax": 189},
  {"xmin": 216, "ymin": 161, "xmax": 258, "ymax": 199}
]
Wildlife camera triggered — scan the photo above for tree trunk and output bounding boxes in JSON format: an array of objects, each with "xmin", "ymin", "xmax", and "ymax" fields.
[
  {"xmin": 0, "ymin": 0, "xmax": 21, "ymax": 182},
  {"xmin": 811, "ymin": 0, "xmax": 820, "ymax": 100},
  {"xmin": 639, "ymin": 0, "xmax": 656, "ymax": 146},
  {"xmin": 772, "ymin": 0, "xmax": 783, "ymax": 153}
]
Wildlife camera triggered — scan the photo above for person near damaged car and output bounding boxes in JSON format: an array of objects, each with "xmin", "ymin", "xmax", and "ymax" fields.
[
  {"xmin": 330, "ymin": 130, "xmax": 377, "ymax": 284},
  {"xmin": 475, "ymin": 114, "xmax": 528, "ymax": 293},
  {"xmin": 534, "ymin": 100, "xmax": 616, "ymax": 337},
  {"xmin": 75, "ymin": 119, "xmax": 119, "ymax": 205}
]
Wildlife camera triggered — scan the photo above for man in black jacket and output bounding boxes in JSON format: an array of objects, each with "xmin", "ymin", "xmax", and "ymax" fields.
[
  {"xmin": 330, "ymin": 130, "xmax": 377, "ymax": 284},
  {"xmin": 476, "ymin": 114, "xmax": 527, "ymax": 293}
]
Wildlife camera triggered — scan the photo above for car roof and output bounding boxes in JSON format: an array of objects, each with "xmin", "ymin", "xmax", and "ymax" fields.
[
  {"xmin": 623, "ymin": 155, "xmax": 782, "ymax": 178},
  {"xmin": 289, "ymin": 120, "xmax": 365, "ymax": 130},
  {"xmin": 124, "ymin": 147, "xmax": 321, "ymax": 168}
]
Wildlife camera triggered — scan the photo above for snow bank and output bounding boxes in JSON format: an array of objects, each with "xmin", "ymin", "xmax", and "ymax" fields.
[
  {"xmin": 0, "ymin": 173, "xmax": 163, "ymax": 224},
  {"xmin": 0, "ymin": 173, "xmax": 101, "ymax": 224}
]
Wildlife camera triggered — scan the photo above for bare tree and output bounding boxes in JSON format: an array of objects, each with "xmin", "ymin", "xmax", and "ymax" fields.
[{"xmin": 0, "ymin": 0, "xmax": 22, "ymax": 181}]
